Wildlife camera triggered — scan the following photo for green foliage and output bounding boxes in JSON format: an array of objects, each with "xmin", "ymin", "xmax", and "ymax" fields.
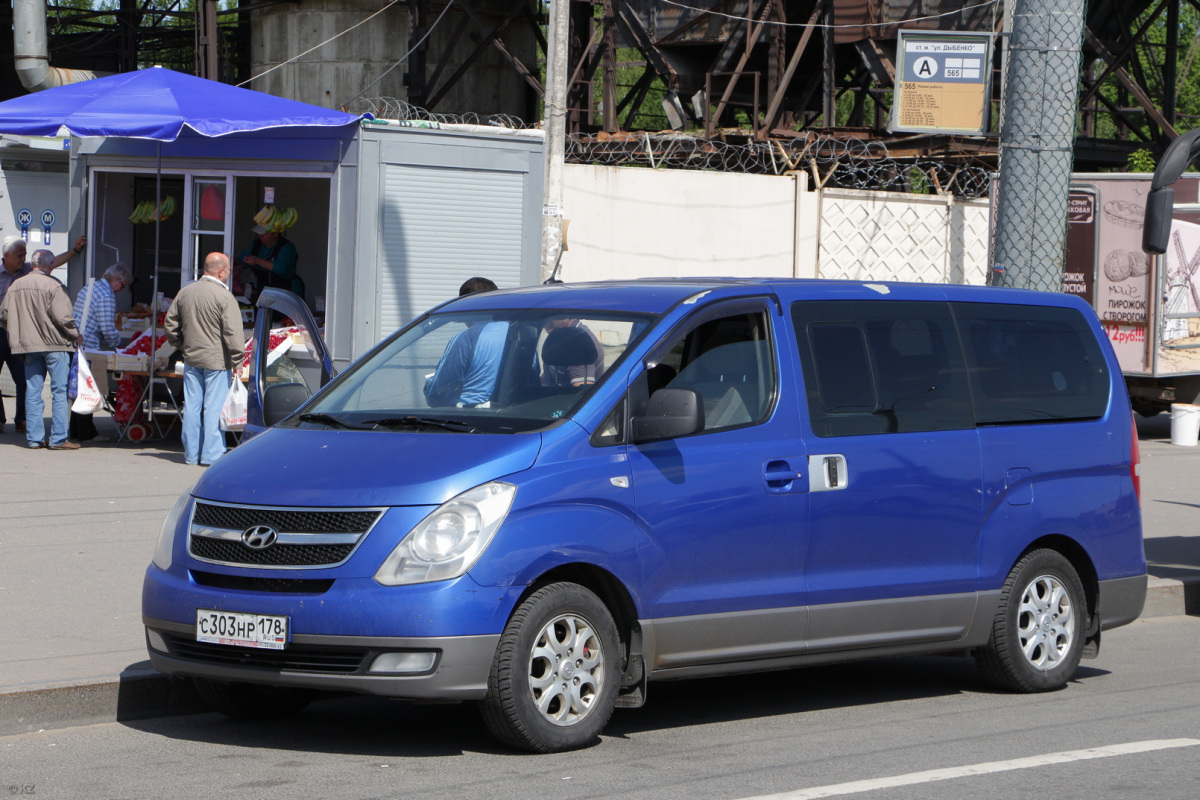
[
  {"xmin": 1088, "ymin": 5, "xmax": 1200, "ymax": 155},
  {"xmin": 1126, "ymin": 148, "xmax": 1157, "ymax": 172},
  {"xmin": 908, "ymin": 165, "xmax": 932, "ymax": 194},
  {"xmin": 611, "ymin": 49, "xmax": 670, "ymax": 132}
]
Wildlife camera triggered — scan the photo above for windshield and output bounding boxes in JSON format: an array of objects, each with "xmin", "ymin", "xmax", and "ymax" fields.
[{"xmin": 283, "ymin": 309, "xmax": 654, "ymax": 433}]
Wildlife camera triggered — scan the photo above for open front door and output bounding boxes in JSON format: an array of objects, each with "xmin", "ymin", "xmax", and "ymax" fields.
[{"xmin": 244, "ymin": 288, "xmax": 336, "ymax": 439}]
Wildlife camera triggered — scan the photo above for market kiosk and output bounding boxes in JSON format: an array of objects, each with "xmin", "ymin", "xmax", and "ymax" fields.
[{"xmin": 0, "ymin": 68, "xmax": 546, "ymax": 444}]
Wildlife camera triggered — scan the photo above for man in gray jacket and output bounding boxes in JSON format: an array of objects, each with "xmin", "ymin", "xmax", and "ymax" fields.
[
  {"xmin": 0, "ymin": 249, "xmax": 83, "ymax": 449},
  {"xmin": 164, "ymin": 252, "xmax": 245, "ymax": 466}
]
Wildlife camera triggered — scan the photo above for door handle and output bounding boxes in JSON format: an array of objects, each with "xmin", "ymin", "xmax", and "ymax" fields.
[
  {"xmin": 763, "ymin": 459, "xmax": 803, "ymax": 494},
  {"xmin": 808, "ymin": 454, "xmax": 848, "ymax": 492}
]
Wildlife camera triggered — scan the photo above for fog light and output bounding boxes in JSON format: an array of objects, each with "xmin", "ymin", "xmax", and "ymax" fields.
[
  {"xmin": 369, "ymin": 651, "xmax": 438, "ymax": 674},
  {"xmin": 146, "ymin": 629, "xmax": 169, "ymax": 654}
]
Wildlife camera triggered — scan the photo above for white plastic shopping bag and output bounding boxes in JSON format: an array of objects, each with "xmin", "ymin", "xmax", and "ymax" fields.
[
  {"xmin": 220, "ymin": 375, "xmax": 248, "ymax": 431},
  {"xmin": 71, "ymin": 347, "xmax": 104, "ymax": 414}
]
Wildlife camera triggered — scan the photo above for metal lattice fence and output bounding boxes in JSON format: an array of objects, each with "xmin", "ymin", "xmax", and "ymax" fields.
[{"xmin": 351, "ymin": 98, "xmax": 995, "ymax": 200}]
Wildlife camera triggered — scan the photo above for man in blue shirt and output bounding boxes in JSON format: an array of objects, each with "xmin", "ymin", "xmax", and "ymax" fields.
[
  {"xmin": 424, "ymin": 321, "xmax": 507, "ymax": 407},
  {"xmin": 70, "ymin": 265, "xmax": 132, "ymax": 442},
  {"xmin": 423, "ymin": 277, "xmax": 506, "ymax": 408},
  {"xmin": 74, "ymin": 265, "xmax": 130, "ymax": 350}
]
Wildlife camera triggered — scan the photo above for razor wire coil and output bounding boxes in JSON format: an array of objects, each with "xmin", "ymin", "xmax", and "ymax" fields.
[{"xmin": 352, "ymin": 98, "xmax": 994, "ymax": 200}]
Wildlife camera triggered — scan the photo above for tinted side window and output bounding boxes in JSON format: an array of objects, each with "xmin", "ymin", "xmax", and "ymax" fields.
[
  {"xmin": 951, "ymin": 302, "xmax": 1110, "ymax": 424},
  {"xmin": 792, "ymin": 300, "xmax": 974, "ymax": 437}
]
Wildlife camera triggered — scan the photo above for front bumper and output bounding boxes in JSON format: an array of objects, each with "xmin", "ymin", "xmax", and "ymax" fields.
[
  {"xmin": 142, "ymin": 557, "xmax": 522, "ymax": 700},
  {"xmin": 144, "ymin": 615, "xmax": 500, "ymax": 700}
]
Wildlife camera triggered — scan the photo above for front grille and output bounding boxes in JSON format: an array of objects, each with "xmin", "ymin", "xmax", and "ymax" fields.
[
  {"xmin": 193, "ymin": 503, "xmax": 380, "ymax": 533},
  {"xmin": 164, "ymin": 633, "xmax": 368, "ymax": 674},
  {"xmin": 191, "ymin": 537, "xmax": 355, "ymax": 567},
  {"xmin": 191, "ymin": 570, "xmax": 335, "ymax": 595},
  {"xmin": 188, "ymin": 501, "xmax": 385, "ymax": 569}
]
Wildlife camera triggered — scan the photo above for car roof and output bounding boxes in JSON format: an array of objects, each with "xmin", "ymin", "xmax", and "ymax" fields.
[
  {"xmin": 440, "ymin": 278, "xmax": 1089, "ymax": 316},
  {"xmin": 444, "ymin": 278, "xmax": 770, "ymax": 315}
]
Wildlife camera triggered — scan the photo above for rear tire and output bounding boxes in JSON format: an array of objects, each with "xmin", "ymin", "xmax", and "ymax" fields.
[
  {"xmin": 480, "ymin": 583, "xmax": 620, "ymax": 753},
  {"xmin": 976, "ymin": 549, "xmax": 1086, "ymax": 693},
  {"xmin": 193, "ymin": 678, "xmax": 315, "ymax": 720}
]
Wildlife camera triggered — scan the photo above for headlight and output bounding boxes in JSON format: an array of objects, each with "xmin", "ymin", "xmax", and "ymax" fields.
[
  {"xmin": 375, "ymin": 482, "xmax": 516, "ymax": 586},
  {"xmin": 152, "ymin": 487, "xmax": 194, "ymax": 571}
]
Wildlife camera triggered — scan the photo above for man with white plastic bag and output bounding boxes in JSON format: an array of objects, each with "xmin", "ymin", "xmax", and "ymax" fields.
[
  {"xmin": 220, "ymin": 373, "xmax": 248, "ymax": 431},
  {"xmin": 71, "ymin": 349, "xmax": 104, "ymax": 415},
  {"xmin": 164, "ymin": 253, "xmax": 244, "ymax": 467},
  {"xmin": 70, "ymin": 267, "xmax": 129, "ymax": 442}
]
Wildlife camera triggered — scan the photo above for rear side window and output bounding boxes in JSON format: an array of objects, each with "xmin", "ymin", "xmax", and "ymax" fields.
[
  {"xmin": 792, "ymin": 301, "xmax": 974, "ymax": 437},
  {"xmin": 951, "ymin": 302, "xmax": 1110, "ymax": 424}
]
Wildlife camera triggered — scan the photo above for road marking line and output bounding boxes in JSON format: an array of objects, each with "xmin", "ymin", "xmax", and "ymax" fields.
[{"xmin": 740, "ymin": 739, "xmax": 1200, "ymax": 800}]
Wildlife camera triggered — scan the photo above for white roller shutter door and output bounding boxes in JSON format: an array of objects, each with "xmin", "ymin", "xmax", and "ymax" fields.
[{"xmin": 378, "ymin": 163, "xmax": 525, "ymax": 335}]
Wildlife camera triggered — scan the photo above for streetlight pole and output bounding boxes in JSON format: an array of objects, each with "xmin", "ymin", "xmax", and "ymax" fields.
[{"xmin": 540, "ymin": 0, "xmax": 569, "ymax": 283}]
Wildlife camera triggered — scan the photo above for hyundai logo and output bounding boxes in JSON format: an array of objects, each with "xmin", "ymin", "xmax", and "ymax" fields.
[{"xmin": 241, "ymin": 525, "xmax": 279, "ymax": 550}]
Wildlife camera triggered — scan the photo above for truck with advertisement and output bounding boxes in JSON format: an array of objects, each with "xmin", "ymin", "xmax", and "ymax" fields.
[{"xmin": 1065, "ymin": 173, "xmax": 1200, "ymax": 416}]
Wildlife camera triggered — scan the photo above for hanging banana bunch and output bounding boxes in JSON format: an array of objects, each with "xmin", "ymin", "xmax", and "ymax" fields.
[
  {"xmin": 253, "ymin": 204, "xmax": 300, "ymax": 233},
  {"xmin": 128, "ymin": 196, "xmax": 177, "ymax": 224}
]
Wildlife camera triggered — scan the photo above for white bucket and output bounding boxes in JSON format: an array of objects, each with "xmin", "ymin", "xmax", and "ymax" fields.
[{"xmin": 1170, "ymin": 403, "xmax": 1200, "ymax": 446}]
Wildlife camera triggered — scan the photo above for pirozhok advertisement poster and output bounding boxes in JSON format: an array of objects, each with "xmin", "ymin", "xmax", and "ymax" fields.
[
  {"xmin": 1159, "ymin": 218, "xmax": 1200, "ymax": 375},
  {"xmin": 1088, "ymin": 180, "xmax": 1152, "ymax": 374}
]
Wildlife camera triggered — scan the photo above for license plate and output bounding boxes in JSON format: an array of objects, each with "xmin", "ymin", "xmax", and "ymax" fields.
[{"xmin": 196, "ymin": 609, "xmax": 288, "ymax": 650}]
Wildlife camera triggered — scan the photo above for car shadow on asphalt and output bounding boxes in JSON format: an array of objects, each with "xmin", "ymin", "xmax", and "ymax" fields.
[
  {"xmin": 117, "ymin": 655, "xmax": 1112, "ymax": 757},
  {"xmin": 1135, "ymin": 411, "xmax": 1173, "ymax": 440},
  {"xmin": 1145, "ymin": 534, "xmax": 1200, "ymax": 581},
  {"xmin": 603, "ymin": 656, "xmax": 1108, "ymax": 741}
]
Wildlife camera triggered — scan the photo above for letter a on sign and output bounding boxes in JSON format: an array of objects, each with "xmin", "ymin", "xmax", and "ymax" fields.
[{"xmin": 914, "ymin": 57, "xmax": 938, "ymax": 79}]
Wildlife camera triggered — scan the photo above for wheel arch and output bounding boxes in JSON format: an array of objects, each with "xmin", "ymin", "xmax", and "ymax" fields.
[
  {"xmin": 515, "ymin": 563, "xmax": 640, "ymax": 648},
  {"xmin": 1015, "ymin": 534, "xmax": 1100, "ymax": 632}
]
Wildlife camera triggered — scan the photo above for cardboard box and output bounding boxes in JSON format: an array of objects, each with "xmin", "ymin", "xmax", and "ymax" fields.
[{"xmin": 108, "ymin": 353, "xmax": 148, "ymax": 372}]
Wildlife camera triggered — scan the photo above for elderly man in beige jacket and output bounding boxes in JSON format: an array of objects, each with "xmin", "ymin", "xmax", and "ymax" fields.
[
  {"xmin": 0, "ymin": 248, "xmax": 82, "ymax": 449},
  {"xmin": 164, "ymin": 252, "xmax": 244, "ymax": 466}
]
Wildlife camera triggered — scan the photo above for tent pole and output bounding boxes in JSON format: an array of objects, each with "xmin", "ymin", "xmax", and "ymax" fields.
[{"xmin": 148, "ymin": 143, "xmax": 160, "ymax": 422}]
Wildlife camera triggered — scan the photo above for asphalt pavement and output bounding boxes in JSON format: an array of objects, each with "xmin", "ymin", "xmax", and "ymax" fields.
[{"xmin": 1, "ymin": 407, "xmax": 1197, "ymax": 736}]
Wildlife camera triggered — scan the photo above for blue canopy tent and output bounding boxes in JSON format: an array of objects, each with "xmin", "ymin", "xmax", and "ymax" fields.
[
  {"xmin": 0, "ymin": 66, "xmax": 365, "ymax": 140},
  {"xmin": 0, "ymin": 67, "xmax": 367, "ymax": 431}
]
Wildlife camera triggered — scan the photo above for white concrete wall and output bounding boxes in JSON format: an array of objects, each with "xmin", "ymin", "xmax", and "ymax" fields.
[
  {"xmin": 561, "ymin": 165, "xmax": 816, "ymax": 282},
  {"xmin": 561, "ymin": 165, "xmax": 985, "ymax": 287}
]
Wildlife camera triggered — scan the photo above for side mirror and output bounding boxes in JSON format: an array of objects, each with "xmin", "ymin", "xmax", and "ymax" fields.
[
  {"xmin": 1143, "ymin": 187, "xmax": 1174, "ymax": 254},
  {"xmin": 263, "ymin": 382, "xmax": 310, "ymax": 427},
  {"xmin": 633, "ymin": 387, "xmax": 704, "ymax": 442}
]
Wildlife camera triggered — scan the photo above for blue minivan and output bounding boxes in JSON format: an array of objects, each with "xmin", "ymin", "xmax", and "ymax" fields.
[{"xmin": 143, "ymin": 279, "xmax": 1146, "ymax": 752}]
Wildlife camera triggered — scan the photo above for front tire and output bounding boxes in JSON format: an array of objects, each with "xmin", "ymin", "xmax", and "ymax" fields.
[
  {"xmin": 481, "ymin": 582, "xmax": 620, "ymax": 753},
  {"xmin": 976, "ymin": 549, "xmax": 1087, "ymax": 692},
  {"xmin": 193, "ymin": 678, "xmax": 315, "ymax": 720}
]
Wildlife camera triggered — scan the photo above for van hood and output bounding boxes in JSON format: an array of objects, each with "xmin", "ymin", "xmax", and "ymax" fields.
[{"xmin": 191, "ymin": 429, "xmax": 542, "ymax": 508}]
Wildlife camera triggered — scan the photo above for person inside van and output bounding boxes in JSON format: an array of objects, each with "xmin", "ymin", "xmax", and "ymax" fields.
[
  {"xmin": 541, "ymin": 317, "xmax": 605, "ymax": 387},
  {"xmin": 423, "ymin": 277, "xmax": 505, "ymax": 407}
]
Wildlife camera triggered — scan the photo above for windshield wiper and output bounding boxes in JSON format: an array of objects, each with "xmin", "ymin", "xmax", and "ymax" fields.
[
  {"xmin": 365, "ymin": 416, "xmax": 476, "ymax": 433},
  {"xmin": 297, "ymin": 412, "xmax": 358, "ymax": 429}
]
